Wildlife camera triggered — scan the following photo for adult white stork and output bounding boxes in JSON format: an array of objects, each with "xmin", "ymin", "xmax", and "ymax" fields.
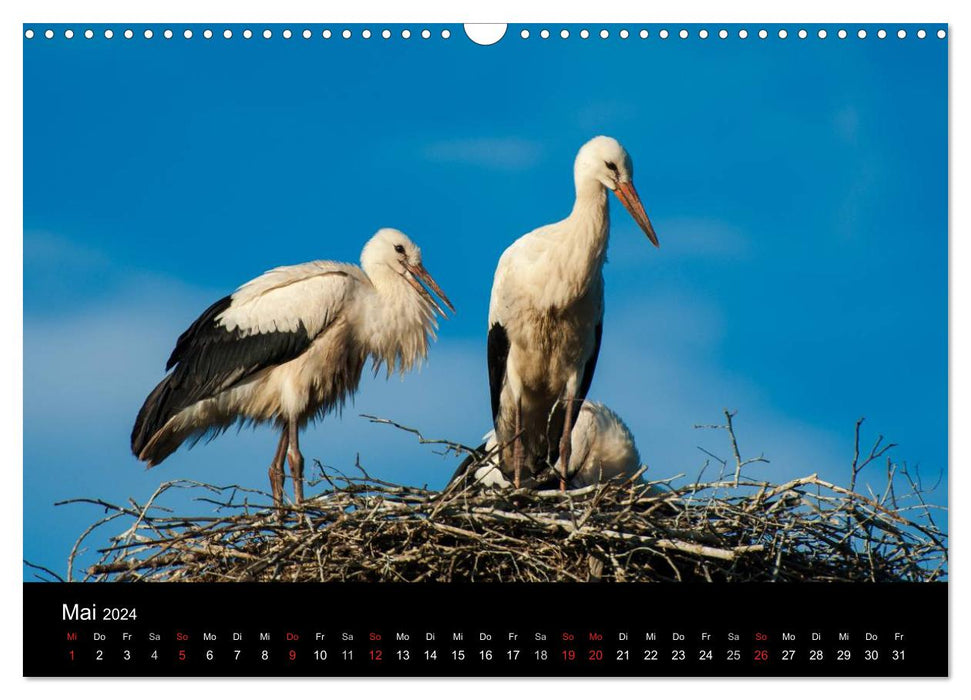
[
  {"xmin": 131, "ymin": 228, "xmax": 454, "ymax": 507},
  {"xmin": 488, "ymin": 135, "xmax": 658, "ymax": 490},
  {"xmin": 451, "ymin": 401, "xmax": 642, "ymax": 490}
]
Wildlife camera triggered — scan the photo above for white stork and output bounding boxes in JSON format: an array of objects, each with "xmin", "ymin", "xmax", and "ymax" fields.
[
  {"xmin": 451, "ymin": 401, "xmax": 642, "ymax": 490},
  {"xmin": 131, "ymin": 228, "xmax": 454, "ymax": 507},
  {"xmin": 488, "ymin": 136, "xmax": 658, "ymax": 490}
]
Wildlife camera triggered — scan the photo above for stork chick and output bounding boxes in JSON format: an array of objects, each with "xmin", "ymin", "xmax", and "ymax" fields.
[
  {"xmin": 451, "ymin": 401, "xmax": 643, "ymax": 490},
  {"xmin": 131, "ymin": 228, "xmax": 454, "ymax": 507}
]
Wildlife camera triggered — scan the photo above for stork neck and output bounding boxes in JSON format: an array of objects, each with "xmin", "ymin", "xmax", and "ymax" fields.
[
  {"xmin": 363, "ymin": 261, "xmax": 405, "ymax": 298},
  {"xmin": 574, "ymin": 171, "xmax": 609, "ymax": 205},
  {"xmin": 528, "ymin": 178, "xmax": 609, "ymax": 307},
  {"xmin": 567, "ymin": 177, "xmax": 610, "ymax": 251}
]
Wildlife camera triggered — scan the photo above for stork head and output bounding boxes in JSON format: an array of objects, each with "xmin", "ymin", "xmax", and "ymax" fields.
[
  {"xmin": 361, "ymin": 228, "xmax": 455, "ymax": 316},
  {"xmin": 575, "ymin": 135, "xmax": 659, "ymax": 247}
]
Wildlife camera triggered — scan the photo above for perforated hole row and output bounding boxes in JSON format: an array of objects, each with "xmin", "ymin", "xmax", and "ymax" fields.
[
  {"xmin": 23, "ymin": 26, "xmax": 948, "ymax": 42},
  {"xmin": 519, "ymin": 27, "xmax": 945, "ymax": 41},
  {"xmin": 24, "ymin": 26, "xmax": 460, "ymax": 41}
]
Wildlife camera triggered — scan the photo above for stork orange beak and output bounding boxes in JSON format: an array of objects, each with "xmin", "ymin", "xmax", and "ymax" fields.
[
  {"xmin": 614, "ymin": 181, "xmax": 659, "ymax": 247},
  {"xmin": 405, "ymin": 262, "xmax": 456, "ymax": 316}
]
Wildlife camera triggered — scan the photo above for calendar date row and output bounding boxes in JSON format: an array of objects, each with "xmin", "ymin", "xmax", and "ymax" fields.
[{"xmin": 67, "ymin": 645, "xmax": 910, "ymax": 665}]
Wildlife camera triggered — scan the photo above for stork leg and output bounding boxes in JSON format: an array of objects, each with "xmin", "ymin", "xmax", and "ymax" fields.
[
  {"xmin": 512, "ymin": 396, "xmax": 523, "ymax": 489},
  {"xmin": 268, "ymin": 427, "xmax": 289, "ymax": 508},
  {"xmin": 286, "ymin": 421, "xmax": 305, "ymax": 505},
  {"xmin": 558, "ymin": 394, "xmax": 576, "ymax": 493}
]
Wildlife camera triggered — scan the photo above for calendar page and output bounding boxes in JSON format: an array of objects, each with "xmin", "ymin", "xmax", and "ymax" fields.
[{"xmin": 22, "ymin": 20, "xmax": 948, "ymax": 677}]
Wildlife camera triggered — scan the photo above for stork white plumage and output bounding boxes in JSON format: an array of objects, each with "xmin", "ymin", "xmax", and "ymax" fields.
[
  {"xmin": 452, "ymin": 401, "xmax": 642, "ymax": 490},
  {"xmin": 487, "ymin": 136, "xmax": 658, "ymax": 490},
  {"xmin": 131, "ymin": 228, "xmax": 454, "ymax": 507}
]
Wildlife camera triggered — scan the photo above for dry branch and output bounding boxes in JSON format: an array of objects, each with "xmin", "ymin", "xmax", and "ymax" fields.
[{"xmin": 48, "ymin": 415, "xmax": 947, "ymax": 583}]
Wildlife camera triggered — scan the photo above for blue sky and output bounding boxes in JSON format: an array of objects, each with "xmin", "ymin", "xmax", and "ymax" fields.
[{"xmin": 23, "ymin": 24, "xmax": 947, "ymax": 578}]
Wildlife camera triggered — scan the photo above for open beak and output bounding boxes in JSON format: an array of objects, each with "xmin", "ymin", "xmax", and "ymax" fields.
[
  {"xmin": 614, "ymin": 181, "xmax": 659, "ymax": 247},
  {"xmin": 404, "ymin": 262, "xmax": 456, "ymax": 317}
]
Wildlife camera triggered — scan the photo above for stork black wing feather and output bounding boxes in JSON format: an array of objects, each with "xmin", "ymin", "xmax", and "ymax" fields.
[
  {"xmin": 570, "ymin": 320, "xmax": 603, "ymax": 433},
  {"xmin": 166, "ymin": 295, "xmax": 233, "ymax": 371},
  {"xmin": 576, "ymin": 321, "xmax": 602, "ymax": 408},
  {"xmin": 447, "ymin": 441, "xmax": 489, "ymax": 487},
  {"xmin": 168, "ymin": 319, "xmax": 314, "ymax": 413},
  {"xmin": 131, "ymin": 297, "xmax": 315, "ymax": 456},
  {"xmin": 487, "ymin": 322, "xmax": 510, "ymax": 427}
]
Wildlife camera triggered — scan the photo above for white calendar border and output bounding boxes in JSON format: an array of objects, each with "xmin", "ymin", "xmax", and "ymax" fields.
[{"xmin": 2, "ymin": 0, "xmax": 964, "ymax": 697}]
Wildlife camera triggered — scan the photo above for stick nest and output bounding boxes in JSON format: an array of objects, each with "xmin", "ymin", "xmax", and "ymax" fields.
[{"xmin": 46, "ymin": 414, "xmax": 947, "ymax": 583}]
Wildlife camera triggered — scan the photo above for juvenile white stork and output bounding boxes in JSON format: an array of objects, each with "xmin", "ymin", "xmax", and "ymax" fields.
[
  {"xmin": 451, "ymin": 401, "xmax": 643, "ymax": 490},
  {"xmin": 488, "ymin": 136, "xmax": 658, "ymax": 490},
  {"xmin": 131, "ymin": 228, "xmax": 454, "ymax": 507}
]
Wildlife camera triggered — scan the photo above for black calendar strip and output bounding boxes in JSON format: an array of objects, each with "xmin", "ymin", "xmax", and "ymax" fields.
[{"xmin": 24, "ymin": 582, "xmax": 947, "ymax": 677}]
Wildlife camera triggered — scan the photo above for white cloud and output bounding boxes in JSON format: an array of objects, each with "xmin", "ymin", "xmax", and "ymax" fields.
[
  {"xmin": 589, "ymin": 303, "xmax": 846, "ymax": 487},
  {"xmin": 24, "ymin": 230, "xmax": 110, "ymax": 270},
  {"xmin": 607, "ymin": 291, "xmax": 725, "ymax": 358},
  {"xmin": 421, "ymin": 137, "xmax": 543, "ymax": 171},
  {"xmin": 575, "ymin": 100, "xmax": 638, "ymax": 132},
  {"xmin": 24, "ymin": 272, "xmax": 220, "ymax": 426},
  {"xmin": 833, "ymin": 106, "xmax": 861, "ymax": 144},
  {"xmin": 608, "ymin": 215, "xmax": 752, "ymax": 265}
]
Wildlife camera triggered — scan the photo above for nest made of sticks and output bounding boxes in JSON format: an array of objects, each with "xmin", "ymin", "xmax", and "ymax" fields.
[{"xmin": 39, "ymin": 413, "xmax": 947, "ymax": 584}]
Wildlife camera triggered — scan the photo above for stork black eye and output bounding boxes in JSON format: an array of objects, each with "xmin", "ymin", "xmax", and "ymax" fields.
[
  {"xmin": 605, "ymin": 161, "xmax": 619, "ymax": 173},
  {"xmin": 394, "ymin": 244, "xmax": 405, "ymax": 254}
]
